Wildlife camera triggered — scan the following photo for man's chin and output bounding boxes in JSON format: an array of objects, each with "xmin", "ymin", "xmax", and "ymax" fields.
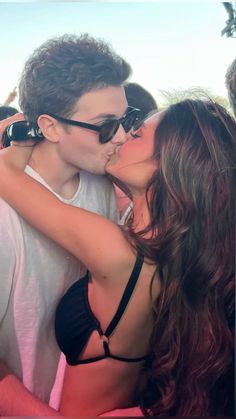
[{"xmin": 104, "ymin": 159, "xmax": 111, "ymax": 174}]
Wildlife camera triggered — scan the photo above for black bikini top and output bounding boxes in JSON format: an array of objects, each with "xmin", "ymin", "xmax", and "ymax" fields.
[{"xmin": 55, "ymin": 252, "xmax": 149, "ymax": 365}]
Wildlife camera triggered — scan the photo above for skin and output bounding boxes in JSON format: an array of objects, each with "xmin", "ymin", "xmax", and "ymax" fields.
[
  {"xmin": 107, "ymin": 112, "xmax": 163, "ymax": 231},
  {"xmin": 0, "ymin": 86, "xmax": 128, "ymax": 194},
  {"xmin": 29, "ymin": 85, "xmax": 128, "ymax": 197},
  {"xmin": 107, "ymin": 112, "xmax": 162, "ymax": 187},
  {"xmin": 0, "ymin": 112, "xmax": 163, "ymax": 416}
]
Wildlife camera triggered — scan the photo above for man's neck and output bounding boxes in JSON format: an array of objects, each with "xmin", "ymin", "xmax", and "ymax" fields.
[{"xmin": 28, "ymin": 142, "xmax": 80, "ymax": 199}]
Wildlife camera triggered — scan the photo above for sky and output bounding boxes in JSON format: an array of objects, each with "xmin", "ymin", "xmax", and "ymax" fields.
[{"xmin": 0, "ymin": 1, "xmax": 235, "ymax": 109}]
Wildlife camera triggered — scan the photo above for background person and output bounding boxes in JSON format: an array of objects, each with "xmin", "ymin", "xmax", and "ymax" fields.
[
  {"xmin": 2, "ymin": 87, "xmax": 17, "ymax": 107},
  {"xmin": 0, "ymin": 99, "xmax": 234, "ymax": 417},
  {"xmin": 124, "ymin": 82, "xmax": 158, "ymax": 121},
  {"xmin": 225, "ymin": 56, "xmax": 236, "ymax": 116},
  {"xmin": 0, "ymin": 105, "xmax": 19, "ymax": 121}
]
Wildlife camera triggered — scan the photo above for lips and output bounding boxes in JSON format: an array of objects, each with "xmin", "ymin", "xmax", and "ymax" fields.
[
  {"xmin": 106, "ymin": 145, "xmax": 120, "ymax": 160},
  {"xmin": 106, "ymin": 154, "xmax": 113, "ymax": 162},
  {"xmin": 106, "ymin": 150, "xmax": 116, "ymax": 159}
]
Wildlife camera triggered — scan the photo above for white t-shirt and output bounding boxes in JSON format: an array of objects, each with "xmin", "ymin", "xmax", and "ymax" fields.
[
  {"xmin": 119, "ymin": 203, "xmax": 133, "ymax": 226},
  {"xmin": 0, "ymin": 165, "xmax": 117, "ymax": 404}
]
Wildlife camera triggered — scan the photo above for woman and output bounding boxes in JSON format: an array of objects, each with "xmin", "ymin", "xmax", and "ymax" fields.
[{"xmin": 0, "ymin": 99, "xmax": 234, "ymax": 416}]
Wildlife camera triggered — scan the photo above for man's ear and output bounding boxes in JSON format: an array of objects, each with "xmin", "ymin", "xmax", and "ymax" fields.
[{"xmin": 37, "ymin": 115, "xmax": 62, "ymax": 143}]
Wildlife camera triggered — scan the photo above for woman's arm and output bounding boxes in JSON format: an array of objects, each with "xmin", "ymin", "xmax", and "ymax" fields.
[
  {"xmin": 0, "ymin": 360, "xmax": 60, "ymax": 417},
  {"xmin": 0, "ymin": 375, "xmax": 61, "ymax": 416},
  {"xmin": 3, "ymin": 87, "xmax": 17, "ymax": 106},
  {"xmin": 0, "ymin": 146, "xmax": 133, "ymax": 279}
]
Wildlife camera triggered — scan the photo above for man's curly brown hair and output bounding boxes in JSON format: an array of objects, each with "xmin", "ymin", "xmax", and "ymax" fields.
[{"xmin": 19, "ymin": 34, "xmax": 131, "ymax": 122}]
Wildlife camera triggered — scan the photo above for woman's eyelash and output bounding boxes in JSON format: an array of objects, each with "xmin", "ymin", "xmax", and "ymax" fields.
[{"xmin": 130, "ymin": 132, "xmax": 141, "ymax": 138}]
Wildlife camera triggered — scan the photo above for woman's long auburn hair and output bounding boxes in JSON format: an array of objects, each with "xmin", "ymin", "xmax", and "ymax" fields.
[{"xmin": 128, "ymin": 100, "xmax": 235, "ymax": 416}]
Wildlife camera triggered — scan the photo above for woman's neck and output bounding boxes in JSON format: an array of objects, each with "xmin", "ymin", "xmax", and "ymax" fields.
[{"xmin": 132, "ymin": 193, "xmax": 150, "ymax": 233}]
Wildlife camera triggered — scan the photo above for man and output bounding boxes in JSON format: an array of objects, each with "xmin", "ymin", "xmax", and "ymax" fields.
[
  {"xmin": 225, "ymin": 57, "xmax": 236, "ymax": 116},
  {"xmin": 0, "ymin": 33, "xmax": 133, "ymax": 407}
]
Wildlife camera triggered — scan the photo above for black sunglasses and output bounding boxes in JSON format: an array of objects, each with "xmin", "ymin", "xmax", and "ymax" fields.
[
  {"xmin": 2, "ymin": 120, "xmax": 44, "ymax": 148},
  {"xmin": 47, "ymin": 106, "xmax": 140, "ymax": 144}
]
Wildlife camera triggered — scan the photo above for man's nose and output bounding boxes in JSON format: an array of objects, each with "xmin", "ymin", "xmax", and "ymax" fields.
[{"xmin": 111, "ymin": 124, "xmax": 127, "ymax": 145}]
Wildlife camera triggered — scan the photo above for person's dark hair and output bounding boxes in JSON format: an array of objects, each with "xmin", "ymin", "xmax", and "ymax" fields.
[
  {"xmin": 225, "ymin": 57, "xmax": 236, "ymax": 116},
  {"xmin": 0, "ymin": 106, "xmax": 18, "ymax": 121},
  {"xmin": 19, "ymin": 34, "xmax": 131, "ymax": 122},
  {"xmin": 124, "ymin": 82, "xmax": 157, "ymax": 121},
  {"xmin": 129, "ymin": 99, "xmax": 235, "ymax": 416}
]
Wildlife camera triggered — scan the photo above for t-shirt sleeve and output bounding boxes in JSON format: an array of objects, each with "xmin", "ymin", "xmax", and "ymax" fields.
[
  {"xmin": 119, "ymin": 203, "xmax": 133, "ymax": 226},
  {"xmin": 0, "ymin": 202, "xmax": 17, "ymax": 323}
]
